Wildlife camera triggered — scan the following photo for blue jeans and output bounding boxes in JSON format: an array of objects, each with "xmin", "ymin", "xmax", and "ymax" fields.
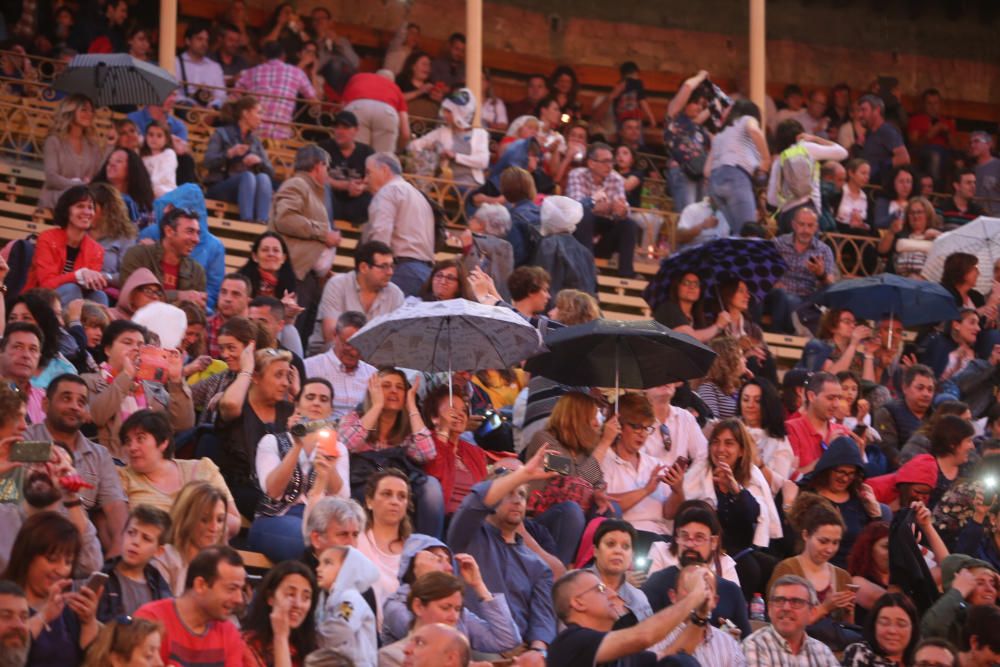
[
  {"xmin": 207, "ymin": 172, "xmax": 273, "ymax": 222},
  {"xmin": 667, "ymin": 165, "xmax": 703, "ymax": 213},
  {"xmin": 247, "ymin": 504, "xmax": 306, "ymax": 562},
  {"xmin": 413, "ymin": 475, "xmax": 445, "ymax": 538},
  {"xmin": 764, "ymin": 288, "xmax": 804, "ymax": 334},
  {"xmin": 55, "ymin": 283, "xmax": 109, "ymax": 307},
  {"xmin": 392, "ymin": 260, "xmax": 432, "ymax": 298},
  {"xmin": 708, "ymin": 165, "xmax": 757, "ymax": 237},
  {"xmin": 535, "ymin": 501, "xmax": 586, "ymax": 565}
]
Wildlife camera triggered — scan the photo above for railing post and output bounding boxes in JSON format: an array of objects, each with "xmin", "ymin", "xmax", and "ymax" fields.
[
  {"xmin": 749, "ymin": 0, "xmax": 766, "ymax": 128},
  {"xmin": 466, "ymin": 0, "xmax": 483, "ymax": 127},
  {"xmin": 159, "ymin": 0, "xmax": 178, "ymax": 75}
]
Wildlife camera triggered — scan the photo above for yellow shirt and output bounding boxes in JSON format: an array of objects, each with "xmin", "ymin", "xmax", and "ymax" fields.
[{"xmin": 472, "ymin": 369, "xmax": 527, "ymax": 409}]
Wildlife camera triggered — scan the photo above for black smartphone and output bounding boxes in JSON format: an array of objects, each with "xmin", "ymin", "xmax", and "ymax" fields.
[
  {"xmin": 544, "ymin": 452, "xmax": 573, "ymax": 476},
  {"xmin": 9, "ymin": 440, "xmax": 52, "ymax": 463}
]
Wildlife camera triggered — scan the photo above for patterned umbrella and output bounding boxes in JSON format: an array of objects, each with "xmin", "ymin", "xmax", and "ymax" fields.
[
  {"xmin": 54, "ymin": 54, "xmax": 179, "ymax": 107},
  {"xmin": 348, "ymin": 299, "xmax": 543, "ymax": 398},
  {"xmin": 642, "ymin": 238, "xmax": 787, "ymax": 312},
  {"xmin": 921, "ymin": 217, "xmax": 1000, "ymax": 295}
]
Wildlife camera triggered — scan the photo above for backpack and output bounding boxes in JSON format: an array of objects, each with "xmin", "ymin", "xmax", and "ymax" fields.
[{"xmin": 777, "ymin": 144, "xmax": 816, "ymax": 205}]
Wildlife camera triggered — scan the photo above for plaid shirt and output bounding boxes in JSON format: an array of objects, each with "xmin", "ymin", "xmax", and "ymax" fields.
[
  {"xmin": 205, "ymin": 313, "xmax": 226, "ymax": 359},
  {"xmin": 566, "ymin": 167, "xmax": 627, "ymax": 209},
  {"xmin": 235, "ymin": 60, "xmax": 316, "ymax": 140},
  {"xmin": 773, "ymin": 233, "xmax": 839, "ymax": 298},
  {"xmin": 742, "ymin": 624, "xmax": 839, "ymax": 667}
]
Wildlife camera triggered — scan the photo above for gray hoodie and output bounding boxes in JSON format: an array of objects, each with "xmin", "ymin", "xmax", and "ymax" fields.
[{"xmin": 317, "ymin": 546, "xmax": 380, "ymax": 667}]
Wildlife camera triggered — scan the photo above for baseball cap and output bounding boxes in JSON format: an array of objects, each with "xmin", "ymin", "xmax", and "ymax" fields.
[{"xmin": 332, "ymin": 111, "xmax": 358, "ymax": 128}]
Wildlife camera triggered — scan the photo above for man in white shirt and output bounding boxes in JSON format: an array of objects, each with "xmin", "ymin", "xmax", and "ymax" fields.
[
  {"xmin": 659, "ymin": 565, "xmax": 746, "ymax": 667},
  {"xmin": 793, "ymin": 90, "xmax": 831, "ymax": 139},
  {"xmin": 174, "ymin": 23, "xmax": 226, "ymax": 109},
  {"xmin": 642, "ymin": 383, "xmax": 708, "ymax": 468},
  {"xmin": 675, "ymin": 198, "xmax": 730, "ymax": 250},
  {"xmin": 305, "ymin": 311, "xmax": 377, "ymax": 420}
]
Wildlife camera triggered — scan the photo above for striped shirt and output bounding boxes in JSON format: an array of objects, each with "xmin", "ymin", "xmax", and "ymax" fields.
[
  {"xmin": 742, "ymin": 624, "xmax": 840, "ymax": 667},
  {"xmin": 659, "ymin": 623, "xmax": 747, "ymax": 667},
  {"xmin": 710, "ymin": 116, "xmax": 761, "ymax": 175},
  {"xmin": 696, "ymin": 381, "xmax": 738, "ymax": 420}
]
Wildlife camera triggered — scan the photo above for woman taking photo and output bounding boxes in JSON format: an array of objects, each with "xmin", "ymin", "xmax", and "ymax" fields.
[
  {"xmin": 801, "ymin": 307, "xmax": 877, "ymax": 381},
  {"xmin": 89, "ymin": 182, "xmax": 139, "ymax": 294},
  {"xmin": 877, "ymin": 196, "xmax": 942, "ymax": 278},
  {"xmin": 155, "ymin": 481, "xmax": 230, "ymax": 595},
  {"xmin": 421, "ymin": 384, "xmax": 487, "ymax": 515},
  {"xmin": 117, "ymin": 409, "xmax": 240, "ymax": 539},
  {"xmin": 81, "ymin": 616, "xmax": 163, "ymax": 667},
  {"xmin": 652, "ymin": 271, "xmax": 730, "ymax": 343},
  {"xmin": 216, "ymin": 344, "xmax": 297, "ymax": 519},
  {"xmin": 842, "ymin": 592, "xmax": 920, "ymax": 667},
  {"xmin": 772, "ymin": 493, "xmax": 856, "ymax": 627},
  {"xmin": 204, "ymin": 95, "xmax": 276, "ymax": 223},
  {"xmin": 357, "ymin": 469, "xmax": 412, "ymax": 609},
  {"xmin": 738, "ymin": 378, "xmax": 794, "ymax": 495},
  {"xmin": 93, "ymin": 148, "xmax": 156, "ymax": 229},
  {"xmin": 40, "ymin": 93, "xmax": 103, "ymax": 209},
  {"xmin": 705, "ymin": 100, "xmax": 770, "ymax": 237},
  {"xmin": 695, "ymin": 337, "xmax": 747, "ymax": 420},
  {"xmin": 242, "ymin": 561, "xmax": 319, "ymax": 667},
  {"xmin": 26, "ymin": 185, "xmax": 108, "ymax": 306},
  {"xmin": 681, "ymin": 418, "xmax": 780, "ymax": 601}
]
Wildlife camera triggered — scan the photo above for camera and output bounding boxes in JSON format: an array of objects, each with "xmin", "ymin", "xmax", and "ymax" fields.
[{"xmin": 290, "ymin": 417, "xmax": 339, "ymax": 438}]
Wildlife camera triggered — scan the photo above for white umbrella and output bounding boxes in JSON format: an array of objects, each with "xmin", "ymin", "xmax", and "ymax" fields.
[
  {"xmin": 348, "ymin": 299, "xmax": 544, "ymax": 401},
  {"xmin": 921, "ymin": 217, "xmax": 1000, "ymax": 294}
]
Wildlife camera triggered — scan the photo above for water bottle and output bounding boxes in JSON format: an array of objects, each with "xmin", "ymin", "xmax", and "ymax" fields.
[{"xmin": 749, "ymin": 593, "xmax": 766, "ymax": 621}]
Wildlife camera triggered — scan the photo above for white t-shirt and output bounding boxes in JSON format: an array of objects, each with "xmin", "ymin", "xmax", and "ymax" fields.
[
  {"xmin": 676, "ymin": 199, "xmax": 731, "ymax": 249},
  {"xmin": 600, "ymin": 448, "xmax": 673, "ymax": 535},
  {"xmin": 836, "ymin": 186, "xmax": 869, "ymax": 224}
]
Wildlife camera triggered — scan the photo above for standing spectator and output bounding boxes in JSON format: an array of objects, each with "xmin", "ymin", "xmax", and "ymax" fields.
[
  {"xmin": 174, "ymin": 22, "xmax": 227, "ymax": 109},
  {"xmin": 705, "ymin": 100, "xmax": 770, "ymax": 237},
  {"xmin": 907, "ymin": 88, "xmax": 957, "ymax": 188},
  {"xmin": 139, "ymin": 121, "xmax": 178, "ymax": 199},
  {"xmin": 309, "ymin": 7, "xmax": 360, "ymax": 93},
  {"xmin": 135, "ymin": 546, "xmax": 247, "ymax": 666},
  {"xmin": 858, "ymin": 94, "xmax": 910, "ymax": 187},
  {"xmin": 396, "ymin": 51, "xmax": 443, "ymax": 121},
  {"xmin": 305, "ymin": 312, "xmax": 377, "ymax": 420},
  {"xmin": 364, "ymin": 152, "xmax": 436, "ymax": 296},
  {"xmin": 341, "ymin": 71, "xmax": 411, "ymax": 153},
  {"xmin": 663, "ymin": 71, "xmax": 712, "ymax": 213},
  {"xmin": 93, "ymin": 148, "xmax": 156, "ymax": 229},
  {"xmin": 121, "ymin": 208, "xmax": 208, "ymax": 306},
  {"xmin": 742, "ymin": 575, "xmax": 840, "ymax": 667},
  {"xmin": 565, "ymin": 142, "xmax": 640, "ymax": 278},
  {"xmin": 937, "ymin": 169, "xmax": 985, "ymax": 228},
  {"xmin": 213, "ymin": 22, "xmax": 251, "ymax": 87},
  {"xmin": 795, "ymin": 90, "xmax": 831, "ymax": 138},
  {"xmin": 481, "ymin": 70, "xmax": 509, "ymax": 132},
  {"xmin": 767, "ymin": 119, "xmax": 848, "ymax": 232},
  {"xmin": 235, "ymin": 41, "xmax": 319, "ymax": 140},
  {"xmin": 39, "ymin": 94, "xmax": 103, "ymax": 210},
  {"xmin": 431, "ymin": 33, "xmax": 466, "ymax": 91},
  {"xmin": 969, "ymin": 131, "xmax": 1000, "ymax": 215},
  {"xmin": 25, "ymin": 185, "xmax": 108, "ymax": 306},
  {"xmin": 606, "ymin": 61, "xmax": 657, "ymax": 131},
  {"xmin": 204, "ymin": 96, "xmax": 276, "ymax": 223},
  {"xmin": 384, "ymin": 19, "xmax": 421, "ymax": 75},
  {"xmin": 318, "ymin": 110, "xmax": 375, "ymax": 225}
]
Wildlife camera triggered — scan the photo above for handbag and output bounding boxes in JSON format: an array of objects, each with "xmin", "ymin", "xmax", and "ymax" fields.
[{"xmin": 527, "ymin": 474, "xmax": 594, "ymax": 515}]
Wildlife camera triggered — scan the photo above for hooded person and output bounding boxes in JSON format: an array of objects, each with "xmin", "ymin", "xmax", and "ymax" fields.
[
  {"xmin": 406, "ymin": 88, "xmax": 490, "ymax": 187},
  {"xmin": 109, "ymin": 268, "xmax": 165, "ymax": 320},
  {"xmin": 531, "ymin": 195, "xmax": 597, "ymax": 304},
  {"xmin": 139, "ymin": 183, "xmax": 226, "ymax": 314},
  {"xmin": 920, "ymin": 553, "xmax": 998, "ymax": 647},
  {"xmin": 315, "ymin": 545, "xmax": 381, "ymax": 667},
  {"xmin": 380, "ymin": 534, "xmax": 521, "ymax": 653},
  {"xmin": 867, "ymin": 453, "xmax": 938, "ymax": 509}
]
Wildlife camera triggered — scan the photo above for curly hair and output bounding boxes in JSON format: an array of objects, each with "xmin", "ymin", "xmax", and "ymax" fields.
[
  {"xmin": 846, "ymin": 520, "xmax": 889, "ymax": 581},
  {"xmin": 787, "ymin": 492, "xmax": 845, "ymax": 536},
  {"xmin": 553, "ymin": 289, "xmax": 601, "ymax": 325},
  {"xmin": 89, "ymin": 182, "xmax": 137, "ymax": 241},
  {"xmin": 816, "ymin": 307, "xmax": 853, "ymax": 342},
  {"xmin": 93, "ymin": 148, "xmax": 155, "ymax": 211},
  {"xmin": 704, "ymin": 337, "xmax": 744, "ymax": 394}
]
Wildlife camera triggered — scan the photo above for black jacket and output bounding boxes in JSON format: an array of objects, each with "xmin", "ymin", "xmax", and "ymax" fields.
[{"xmin": 96, "ymin": 557, "xmax": 173, "ymax": 622}]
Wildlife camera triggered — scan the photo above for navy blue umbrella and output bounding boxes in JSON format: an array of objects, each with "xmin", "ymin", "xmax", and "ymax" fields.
[
  {"xmin": 643, "ymin": 238, "xmax": 786, "ymax": 312},
  {"xmin": 812, "ymin": 274, "xmax": 959, "ymax": 329}
]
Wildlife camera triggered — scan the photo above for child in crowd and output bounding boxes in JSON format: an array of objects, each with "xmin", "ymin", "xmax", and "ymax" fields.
[
  {"xmin": 315, "ymin": 545, "xmax": 379, "ymax": 667},
  {"xmin": 140, "ymin": 120, "xmax": 179, "ymax": 199},
  {"xmin": 96, "ymin": 505, "xmax": 174, "ymax": 621}
]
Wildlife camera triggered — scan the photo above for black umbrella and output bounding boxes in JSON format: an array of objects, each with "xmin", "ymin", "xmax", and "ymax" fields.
[
  {"xmin": 524, "ymin": 319, "xmax": 717, "ymax": 409},
  {"xmin": 54, "ymin": 54, "xmax": 179, "ymax": 107}
]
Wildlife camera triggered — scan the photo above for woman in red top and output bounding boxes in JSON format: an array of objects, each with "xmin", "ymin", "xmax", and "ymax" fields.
[
  {"xmin": 421, "ymin": 383, "xmax": 488, "ymax": 515},
  {"xmin": 27, "ymin": 184, "xmax": 108, "ymax": 306}
]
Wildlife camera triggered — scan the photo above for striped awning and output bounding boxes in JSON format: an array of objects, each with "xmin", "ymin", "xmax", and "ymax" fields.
[{"xmin": 53, "ymin": 54, "xmax": 180, "ymax": 107}]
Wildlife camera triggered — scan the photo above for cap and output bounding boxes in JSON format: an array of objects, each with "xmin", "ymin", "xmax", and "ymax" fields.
[{"xmin": 332, "ymin": 110, "xmax": 358, "ymax": 128}]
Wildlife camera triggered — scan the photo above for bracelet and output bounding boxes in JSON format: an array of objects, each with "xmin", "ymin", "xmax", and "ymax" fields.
[
  {"xmin": 238, "ymin": 371, "xmax": 253, "ymax": 378},
  {"xmin": 63, "ymin": 498, "xmax": 83, "ymax": 508}
]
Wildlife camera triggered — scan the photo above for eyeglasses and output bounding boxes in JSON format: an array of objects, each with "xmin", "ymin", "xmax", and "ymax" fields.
[
  {"xmin": 770, "ymin": 596, "xmax": 810, "ymax": 610},
  {"xmin": 578, "ymin": 581, "xmax": 607, "ymax": 597},
  {"xmin": 679, "ymin": 279, "xmax": 701, "ymax": 288},
  {"xmin": 433, "ymin": 273, "xmax": 459, "ymax": 283},
  {"xmin": 675, "ymin": 532, "xmax": 711, "ymax": 546},
  {"xmin": 590, "ymin": 157, "xmax": 613, "ymax": 164},
  {"xmin": 659, "ymin": 424, "xmax": 672, "ymax": 452},
  {"xmin": 624, "ymin": 421, "xmax": 654, "ymax": 434},
  {"xmin": 370, "ymin": 262, "xmax": 394, "ymax": 271},
  {"xmin": 831, "ymin": 468, "xmax": 858, "ymax": 479},
  {"xmin": 139, "ymin": 285, "xmax": 165, "ymax": 297}
]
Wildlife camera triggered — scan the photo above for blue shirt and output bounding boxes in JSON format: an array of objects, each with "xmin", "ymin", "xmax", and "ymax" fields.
[
  {"xmin": 862, "ymin": 122, "xmax": 903, "ymax": 185},
  {"xmin": 447, "ymin": 480, "xmax": 557, "ymax": 645},
  {"xmin": 127, "ymin": 108, "xmax": 189, "ymax": 142}
]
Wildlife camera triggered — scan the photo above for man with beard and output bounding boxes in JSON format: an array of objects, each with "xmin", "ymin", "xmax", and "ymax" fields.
[
  {"xmin": 0, "ymin": 444, "xmax": 103, "ymax": 576},
  {"xmin": 742, "ymin": 575, "xmax": 839, "ymax": 666},
  {"xmin": 0, "ymin": 581, "xmax": 30, "ymax": 667},
  {"xmin": 641, "ymin": 504, "xmax": 751, "ymax": 639},
  {"xmin": 25, "ymin": 374, "xmax": 128, "ymax": 558}
]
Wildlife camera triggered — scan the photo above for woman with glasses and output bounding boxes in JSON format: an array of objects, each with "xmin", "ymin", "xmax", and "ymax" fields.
[
  {"xmin": 695, "ymin": 337, "xmax": 748, "ymax": 420},
  {"xmin": 877, "ymin": 197, "xmax": 942, "ymax": 278},
  {"xmin": 409, "ymin": 259, "xmax": 475, "ymax": 304},
  {"xmin": 801, "ymin": 308, "xmax": 878, "ymax": 381},
  {"xmin": 407, "ymin": 88, "xmax": 489, "ymax": 189},
  {"xmin": 681, "ymin": 418, "xmax": 781, "ymax": 602},
  {"xmin": 652, "ymin": 272, "xmax": 729, "ymax": 343},
  {"xmin": 738, "ymin": 378, "xmax": 795, "ymax": 496},
  {"xmin": 81, "ymin": 615, "xmax": 164, "ymax": 667},
  {"xmin": 842, "ymin": 592, "xmax": 920, "ymax": 667},
  {"xmin": 421, "ymin": 384, "xmax": 487, "ymax": 516}
]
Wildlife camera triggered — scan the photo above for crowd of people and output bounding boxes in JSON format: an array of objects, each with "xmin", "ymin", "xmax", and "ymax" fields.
[{"xmin": 2, "ymin": 2, "xmax": 1000, "ymax": 667}]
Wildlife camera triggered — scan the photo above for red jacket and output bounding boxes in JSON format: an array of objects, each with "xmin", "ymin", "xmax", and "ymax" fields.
[
  {"xmin": 26, "ymin": 228, "xmax": 105, "ymax": 290},
  {"xmin": 423, "ymin": 434, "xmax": 488, "ymax": 512}
]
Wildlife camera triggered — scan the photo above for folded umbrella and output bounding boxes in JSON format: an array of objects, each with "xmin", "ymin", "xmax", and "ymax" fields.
[{"xmin": 54, "ymin": 54, "xmax": 179, "ymax": 108}]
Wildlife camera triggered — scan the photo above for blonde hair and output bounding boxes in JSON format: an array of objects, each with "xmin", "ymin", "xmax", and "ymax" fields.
[
  {"xmin": 81, "ymin": 617, "xmax": 162, "ymax": 667},
  {"xmin": 904, "ymin": 196, "xmax": 941, "ymax": 231},
  {"xmin": 90, "ymin": 182, "xmax": 137, "ymax": 241},
  {"xmin": 546, "ymin": 391, "xmax": 601, "ymax": 455},
  {"xmin": 168, "ymin": 482, "xmax": 228, "ymax": 559},
  {"xmin": 253, "ymin": 347, "xmax": 293, "ymax": 376},
  {"xmin": 554, "ymin": 290, "xmax": 601, "ymax": 325},
  {"xmin": 50, "ymin": 94, "xmax": 97, "ymax": 142}
]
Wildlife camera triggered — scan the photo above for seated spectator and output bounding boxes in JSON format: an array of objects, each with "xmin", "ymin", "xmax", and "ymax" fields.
[
  {"xmin": 189, "ymin": 316, "xmax": 267, "ymax": 422},
  {"xmin": 136, "ymin": 546, "xmax": 247, "ymax": 663},
  {"xmin": 507, "ymin": 74, "xmax": 549, "ymax": 121},
  {"xmin": 409, "ymin": 259, "xmax": 475, "ymax": 304},
  {"xmin": 957, "ymin": 605, "xmax": 1000, "ymax": 667},
  {"xmin": 127, "ymin": 91, "xmax": 198, "ymax": 187},
  {"xmin": 107, "ymin": 269, "xmax": 164, "ymax": 321},
  {"xmin": 153, "ymin": 481, "xmax": 231, "ymax": 596},
  {"xmin": 920, "ymin": 555, "xmax": 998, "ymax": 648},
  {"xmin": 548, "ymin": 65, "xmax": 581, "ymax": 124},
  {"xmin": 585, "ymin": 520, "xmax": 654, "ymax": 625},
  {"xmin": 846, "ymin": 521, "xmax": 891, "ymax": 620},
  {"xmin": 139, "ymin": 121, "xmax": 178, "ymax": 199},
  {"xmin": 473, "ymin": 366, "xmax": 526, "ymax": 411},
  {"xmin": 674, "ymin": 197, "xmax": 731, "ymax": 250},
  {"xmin": 174, "ymin": 22, "xmax": 227, "ymax": 109},
  {"xmin": 695, "ymin": 337, "xmax": 747, "ymax": 419},
  {"xmin": 937, "ymin": 169, "xmax": 985, "ymax": 229},
  {"xmin": 421, "ymin": 385, "xmax": 487, "ymax": 515},
  {"xmin": 396, "ymin": 50, "xmax": 443, "ymax": 121},
  {"xmin": 25, "ymin": 185, "xmax": 107, "ymax": 307},
  {"xmin": 408, "ymin": 89, "xmax": 489, "ymax": 189},
  {"xmin": 772, "ymin": 494, "xmax": 856, "ymax": 628},
  {"xmin": 614, "ymin": 144, "xmax": 664, "ymax": 248},
  {"xmin": 833, "ymin": 157, "xmax": 875, "ymax": 230},
  {"xmin": 111, "ymin": 117, "xmax": 141, "ymax": 153},
  {"xmin": 843, "ymin": 592, "xmax": 920, "ymax": 667},
  {"xmin": 922, "ymin": 308, "xmax": 982, "ymax": 386},
  {"xmin": 309, "ymin": 7, "xmax": 360, "ymax": 92},
  {"xmin": 742, "ymin": 575, "xmax": 840, "ymax": 667},
  {"xmin": 0, "ymin": 382, "xmax": 28, "ymax": 503},
  {"xmin": 39, "ymin": 94, "xmax": 103, "ymax": 210},
  {"xmin": 532, "ymin": 195, "xmax": 597, "ymax": 302},
  {"xmin": 352, "ymin": 469, "xmax": 414, "ymax": 612},
  {"xmin": 239, "ymin": 231, "xmax": 299, "ymax": 302},
  {"xmin": 235, "ymin": 40, "xmax": 319, "ymax": 141},
  {"xmin": 566, "ymin": 142, "xmax": 640, "ymax": 278},
  {"xmin": 341, "ymin": 70, "xmax": 411, "ymax": 153},
  {"xmin": 925, "ymin": 415, "xmax": 975, "ymax": 510},
  {"xmin": 500, "ymin": 166, "xmax": 543, "ymax": 268},
  {"xmin": 242, "ymin": 561, "xmax": 319, "ymax": 667},
  {"xmin": 301, "ymin": 496, "xmax": 369, "ymax": 585},
  {"xmin": 213, "ymin": 21, "xmax": 251, "ymax": 87},
  {"xmin": 429, "ymin": 33, "xmax": 465, "ymax": 91},
  {"xmin": 139, "ymin": 184, "xmax": 225, "ymax": 313},
  {"xmin": 873, "ymin": 364, "xmax": 935, "ymax": 470},
  {"xmin": 80, "ymin": 0, "xmax": 127, "ymax": 53},
  {"xmin": 641, "ymin": 382, "xmax": 709, "ymax": 468},
  {"xmin": 122, "ymin": 208, "xmax": 208, "ymax": 308},
  {"xmin": 204, "ymin": 96, "xmax": 276, "ymax": 223},
  {"xmin": 659, "ymin": 564, "xmax": 746, "ymax": 664},
  {"xmin": 651, "ymin": 272, "xmax": 726, "ymax": 343},
  {"xmin": 0, "ymin": 323, "xmax": 51, "ymax": 424},
  {"xmin": 204, "ymin": 274, "xmax": 252, "ymax": 357},
  {"xmin": 89, "ymin": 183, "xmax": 139, "ymax": 294},
  {"xmin": 785, "ymin": 371, "xmax": 851, "ymax": 474},
  {"xmin": 869, "ymin": 453, "xmax": 938, "ymax": 510},
  {"xmin": 874, "ymin": 166, "xmax": 917, "ymax": 230},
  {"xmin": 801, "ymin": 308, "xmax": 876, "ymax": 379},
  {"xmin": 738, "ymin": 378, "xmax": 795, "ymax": 493},
  {"xmin": 912, "ymin": 639, "xmax": 960, "ymax": 667},
  {"xmin": 318, "ymin": 110, "xmax": 374, "ymax": 226},
  {"xmin": 681, "ymin": 418, "xmax": 780, "ymax": 600},
  {"xmin": 706, "ymin": 100, "xmax": 770, "ymax": 237},
  {"xmin": 304, "ymin": 311, "xmax": 376, "ymax": 420},
  {"xmin": 858, "ymin": 94, "xmax": 910, "ymax": 187},
  {"xmin": 766, "ymin": 119, "xmax": 847, "ymax": 232},
  {"xmin": 93, "ymin": 148, "xmax": 156, "ymax": 229},
  {"xmin": 459, "ymin": 204, "xmax": 515, "ymax": 300},
  {"xmin": 877, "ymin": 196, "xmax": 942, "ymax": 278},
  {"xmin": 82, "ymin": 320, "xmax": 194, "ymax": 459},
  {"xmin": 1, "ymin": 512, "xmax": 102, "ymax": 664},
  {"xmin": 940, "ymin": 253, "xmax": 1000, "ymax": 355},
  {"xmin": 315, "ymin": 545, "xmax": 380, "ymax": 667},
  {"xmin": 480, "ymin": 69, "xmax": 508, "ymax": 132},
  {"xmin": 117, "ymin": 409, "xmax": 238, "ymax": 536},
  {"xmin": 80, "ymin": 615, "xmax": 163, "ymax": 667},
  {"xmin": 506, "ymin": 266, "xmax": 551, "ymax": 320},
  {"xmin": 11, "ymin": 291, "xmax": 80, "ymax": 389},
  {"xmin": 384, "ymin": 19, "xmax": 421, "ymax": 76},
  {"xmin": 95, "ymin": 505, "xmax": 173, "ymax": 622},
  {"xmin": 249, "ymin": 377, "xmax": 349, "ymax": 562}
]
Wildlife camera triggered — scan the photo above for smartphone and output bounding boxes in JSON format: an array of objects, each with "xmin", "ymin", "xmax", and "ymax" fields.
[
  {"xmin": 675, "ymin": 455, "xmax": 691, "ymax": 471},
  {"xmin": 135, "ymin": 345, "xmax": 170, "ymax": 384},
  {"xmin": 544, "ymin": 452, "xmax": 573, "ymax": 476},
  {"xmin": 9, "ymin": 440, "xmax": 52, "ymax": 463},
  {"xmin": 316, "ymin": 431, "xmax": 341, "ymax": 458},
  {"xmin": 84, "ymin": 571, "xmax": 109, "ymax": 592}
]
